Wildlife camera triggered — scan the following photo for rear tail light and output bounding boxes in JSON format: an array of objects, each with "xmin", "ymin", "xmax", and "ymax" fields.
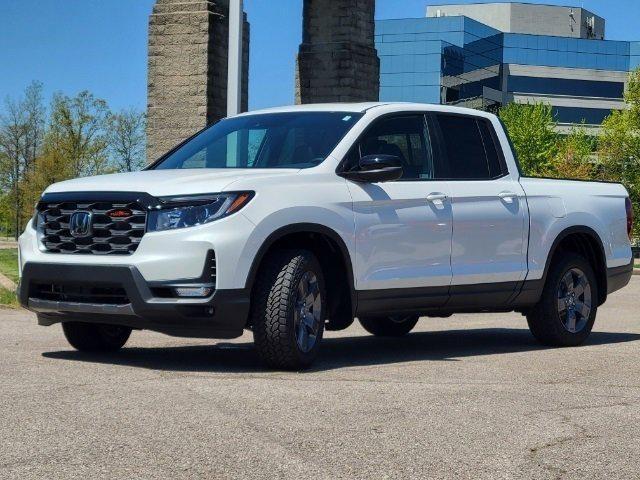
[{"xmin": 626, "ymin": 197, "xmax": 633, "ymax": 241}]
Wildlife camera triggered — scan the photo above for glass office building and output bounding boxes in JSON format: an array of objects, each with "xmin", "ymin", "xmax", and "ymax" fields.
[{"xmin": 376, "ymin": 3, "xmax": 640, "ymax": 129}]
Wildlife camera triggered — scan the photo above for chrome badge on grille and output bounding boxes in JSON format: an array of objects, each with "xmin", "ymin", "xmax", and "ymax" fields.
[{"xmin": 69, "ymin": 211, "xmax": 93, "ymax": 238}]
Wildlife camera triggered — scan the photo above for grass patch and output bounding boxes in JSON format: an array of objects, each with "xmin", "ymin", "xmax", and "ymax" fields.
[
  {"xmin": 0, "ymin": 249, "xmax": 19, "ymax": 307},
  {"xmin": 0, "ymin": 287, "xmax": 18, "ymax": 308},
  {"xmin": 0, "ymin": 249, "xmax": 19, "ymax": 284}
]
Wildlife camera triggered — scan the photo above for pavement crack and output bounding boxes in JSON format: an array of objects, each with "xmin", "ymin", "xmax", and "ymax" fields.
[
  {"xmin": 526, "ymin": 399, "xmax": 640, "ymax": 417},
  {"xmin": 525, "ymin": 412, "xmax": 598, "ymax": 478}
]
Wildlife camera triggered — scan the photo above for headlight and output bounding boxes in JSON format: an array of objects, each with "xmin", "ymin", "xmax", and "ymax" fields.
[{"xmin": 147, "ymin": 192, "xmax": 253, "ymax": 232}]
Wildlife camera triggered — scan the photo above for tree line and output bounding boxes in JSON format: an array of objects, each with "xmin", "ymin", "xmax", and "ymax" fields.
[{"xmin": 0, "ymin": 82, "xmax": 145, "ymax": 240}]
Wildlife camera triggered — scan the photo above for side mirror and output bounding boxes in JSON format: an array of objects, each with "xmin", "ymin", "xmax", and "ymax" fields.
[{"xmin": 339, "ymin": 154, "xmax": 403, "ymax": 183}]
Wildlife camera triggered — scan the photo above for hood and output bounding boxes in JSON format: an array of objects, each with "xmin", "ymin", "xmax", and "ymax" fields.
[{"xmin": 44, "ymin": 168, "xmax": 299, "ymax": 197}]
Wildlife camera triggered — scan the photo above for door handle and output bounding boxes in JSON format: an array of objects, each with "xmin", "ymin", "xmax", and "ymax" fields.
[
  {"xmin": 426, "ymin": 193, "xmax": 448, "ymax": 203},
  {"xmin": 498, "ymin": 191, "xmax": 518, "ymax": 203}
]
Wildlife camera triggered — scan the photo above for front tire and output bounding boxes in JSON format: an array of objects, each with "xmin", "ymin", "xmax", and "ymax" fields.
[
  {"xmin": 359, "ymin": 315, "xmax": 419, "ymax": 337},
  {"xmin": 526, "ymin": 252, "xmax": 598, "ymax": 347},
  {"xmin": 62, "ymin": 322, "xmax": 131, "ymax": 352},
  {"xmin": 252, "ymin": 250, "xmax": 326, "ymax": 370}
]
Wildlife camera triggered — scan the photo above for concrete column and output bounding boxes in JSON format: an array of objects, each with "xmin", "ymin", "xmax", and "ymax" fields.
[
  {"xmin": 227, "ymin": 0, "xmax": 244, "ymax": 116},
  {"xmin": 296, "ymin": 0, "xmax": 380, "ymax": 104},
  {"xmin": 147, "ymin": 0, "xmax": 249, "ymax": 163}
]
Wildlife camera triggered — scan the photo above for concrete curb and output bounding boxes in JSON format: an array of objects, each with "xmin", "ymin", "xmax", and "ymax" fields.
[{"xmin": 0, "ymin": 272, "xmax": 16, "ymax": 292}]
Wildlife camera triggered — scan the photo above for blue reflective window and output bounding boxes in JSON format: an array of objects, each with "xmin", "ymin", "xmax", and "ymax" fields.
[
  {"xmin": 502, "ymin": 45, "xmax": 629, "ymax": 71},
  {"xmin": 508, "ymin": 76, "xmax": 624, "ymax": 99},
  {"xmin": 379, "ymin": 54, "xmax": 442, "ymax": 73},
  {"xmin": 552, "ymin": 107, "xmax": 613, "ymax": 125},
  {"xmin": 445, "ymin": 76, "xmax": 500, "ymax": 102},
  {"xmin": 375, "ymin": 18, "xmax": 635, "ymax": 112},
  {"xmin": 381, "ymin": 72, "xmax": 442, "ymax": 87},
  {"xmin": 380, "ymin": 85, "xmax": 440, "ymax": 103}
]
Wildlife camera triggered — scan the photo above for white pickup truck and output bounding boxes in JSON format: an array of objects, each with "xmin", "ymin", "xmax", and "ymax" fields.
[{"xmin": 18, "ymin": 103, "xmax": 634, "ymax": 369}]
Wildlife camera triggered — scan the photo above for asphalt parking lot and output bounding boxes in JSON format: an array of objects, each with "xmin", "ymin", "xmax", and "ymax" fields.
[{"xmin": 1, "ymin": 278, "xmax": 639, "ymax": 479}]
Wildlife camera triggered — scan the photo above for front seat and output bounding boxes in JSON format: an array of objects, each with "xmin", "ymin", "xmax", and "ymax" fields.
[{"xmin": 378, "ymin": 142, "xmax": 417, "ymax": 179}]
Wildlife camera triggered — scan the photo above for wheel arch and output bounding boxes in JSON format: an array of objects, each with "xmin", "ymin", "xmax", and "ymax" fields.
[
  {"xmin": 245, "ymin": 223, "xmax": 357, "ymax": 319},
  {"xmin": 541, "ymin": 225, "xmax": 608, "ymax": 306}
]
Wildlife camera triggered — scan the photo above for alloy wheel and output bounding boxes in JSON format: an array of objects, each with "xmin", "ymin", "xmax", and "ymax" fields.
[
  {"xmin": 294, "ymin": 271, "xmax": 322, "ymax": 353},
  {"xmin": 557, "ymin": 268, "xmax": 592, "ymax": 334}
]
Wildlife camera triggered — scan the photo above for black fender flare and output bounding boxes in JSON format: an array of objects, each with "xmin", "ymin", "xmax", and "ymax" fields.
[
  {"xmin": 245, "ymin": 223, "xmax": 357, "ymax": 314},
  {"xmin": 539, "ymin": 225, "xmax": 608, "ymax": 303}
]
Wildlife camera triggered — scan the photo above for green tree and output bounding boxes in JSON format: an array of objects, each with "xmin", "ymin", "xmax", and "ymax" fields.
[
  {"xmin": 22, "ymin": 81, "xmax": 46, "ymax": 172},
  {"xmin": 598, "ymin": 68, "xmax": 640, "ymax": 240},
  {"xmin": 48, "ymin": 90, "xmax": 111, "ymax": 178},
  {"xmin": 0, "ymin": 84, "xmax": 151, "ymax": 239},
  {"xmin": 549, "ymin": 126, "xmax": 596, "ymax": 180},
  {"xmin": 21, "ymin": 133, "xmax": 75, "ymax": 214},
  {"xmin": 0, "ymin": 94, "xmax": 28, "ymax": 239},
  {"xmin": 0, "ymin": 151, "xmax": 15, "ymax": 238},
  {"xmin": 498, "ymin": 102, "xmax": 558, "ymax": 176},
  {"xmin": 106, "ymin": 108, "xmax": 146, "ymax": 172}
]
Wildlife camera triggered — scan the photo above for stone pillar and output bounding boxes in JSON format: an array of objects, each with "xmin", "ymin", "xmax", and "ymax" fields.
[
  {"xmin": 147, "ymin": 0, "xmax": 249, "ymax": 162},
  {"xmin": 296, "ymin": 0, "xmax": 379, "ymax": 104}
]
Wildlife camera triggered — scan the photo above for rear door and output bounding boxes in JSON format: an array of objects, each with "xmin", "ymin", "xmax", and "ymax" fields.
[{"xmin": 431, "ymin": 113, "xmax": 528, "ymax": 307}]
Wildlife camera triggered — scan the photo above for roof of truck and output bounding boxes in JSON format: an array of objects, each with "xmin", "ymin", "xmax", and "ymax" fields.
[{"xmin": 235, "ymin": 102, "xmax": 493, "ymax": 118}]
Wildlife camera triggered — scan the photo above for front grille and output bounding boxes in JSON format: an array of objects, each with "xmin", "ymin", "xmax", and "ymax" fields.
[
  {"xmin": 38, "ymin": 200, "xmax": 147, "ymax": 255},
  {"xmin": 32, "ymin": 282, "xmax": 130, "ymax": 305}
]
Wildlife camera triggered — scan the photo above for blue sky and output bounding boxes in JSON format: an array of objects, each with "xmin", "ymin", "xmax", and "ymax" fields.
[{"xmin": 1, "ymin": 0, "xmax": 639, "ymax": 113}]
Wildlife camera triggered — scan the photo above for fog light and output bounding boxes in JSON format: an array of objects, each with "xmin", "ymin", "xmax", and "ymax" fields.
[{"xmin": 174, "ymin": 287, "xmax": 213, "ymax": 298}]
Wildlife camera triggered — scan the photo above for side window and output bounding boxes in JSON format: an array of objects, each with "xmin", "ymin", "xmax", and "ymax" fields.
[
  {"xmin": 358, "ymin": 116, "xmax": 434, "ymax": 180},
  {"xmin": 477, "ymin": 120, "xmax": 506, "ymax": 178},
  {"xmin": 341, "ymin": 145, "xmax": 361, "ymax": 172},
  {"xmin": 435, "ymin": 114, "xmax": 497, "ymax": 180}
]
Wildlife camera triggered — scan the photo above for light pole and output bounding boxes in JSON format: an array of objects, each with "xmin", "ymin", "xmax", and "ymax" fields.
[{"xmin": 227, "ymin": 0, "xmax": 244, "ymax": 117}]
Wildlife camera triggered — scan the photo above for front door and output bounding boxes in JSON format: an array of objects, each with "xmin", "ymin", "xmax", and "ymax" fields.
[{"xmin": 344, "ymin": 114, "xmax": 453, "ymax": 312}]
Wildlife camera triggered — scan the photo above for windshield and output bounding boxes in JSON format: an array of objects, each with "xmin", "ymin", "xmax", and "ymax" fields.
[{"xmin": 150, "ymin": 111, "xmax": 363, "ymax": 170}]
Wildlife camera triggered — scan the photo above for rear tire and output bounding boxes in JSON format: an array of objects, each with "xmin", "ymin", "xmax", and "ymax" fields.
[
  {"xmin": 62, "ymin": 322, "xmax": 131, "ymax": 352},
  {"xmin": 252, "ymin": 250, "xmax": 326, "ymax": 370},
  {"xmin": 526, "ymin": 252, "xmax": 598, "ymax": 347},
  {"xmin": 359, "ymin": 315, "xmax": 419, "ymax": 337}
]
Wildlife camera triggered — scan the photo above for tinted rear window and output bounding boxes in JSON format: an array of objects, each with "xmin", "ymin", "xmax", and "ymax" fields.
[
  {"xmin": 435, "ymin": 114, "xmax": 503, "ymax": 180},
  {"xmin": 477, "ymin": 120, "xmax": 504, "ymax": 178}
]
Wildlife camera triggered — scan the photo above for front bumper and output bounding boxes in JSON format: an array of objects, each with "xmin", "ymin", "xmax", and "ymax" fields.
[
  {"xmin": 19, "ymin": 205, "xmax": 259, "ymax": 290},
  {"xmin": 19, "ymin": 262, "xmax": 250, "ymax": 339}
]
